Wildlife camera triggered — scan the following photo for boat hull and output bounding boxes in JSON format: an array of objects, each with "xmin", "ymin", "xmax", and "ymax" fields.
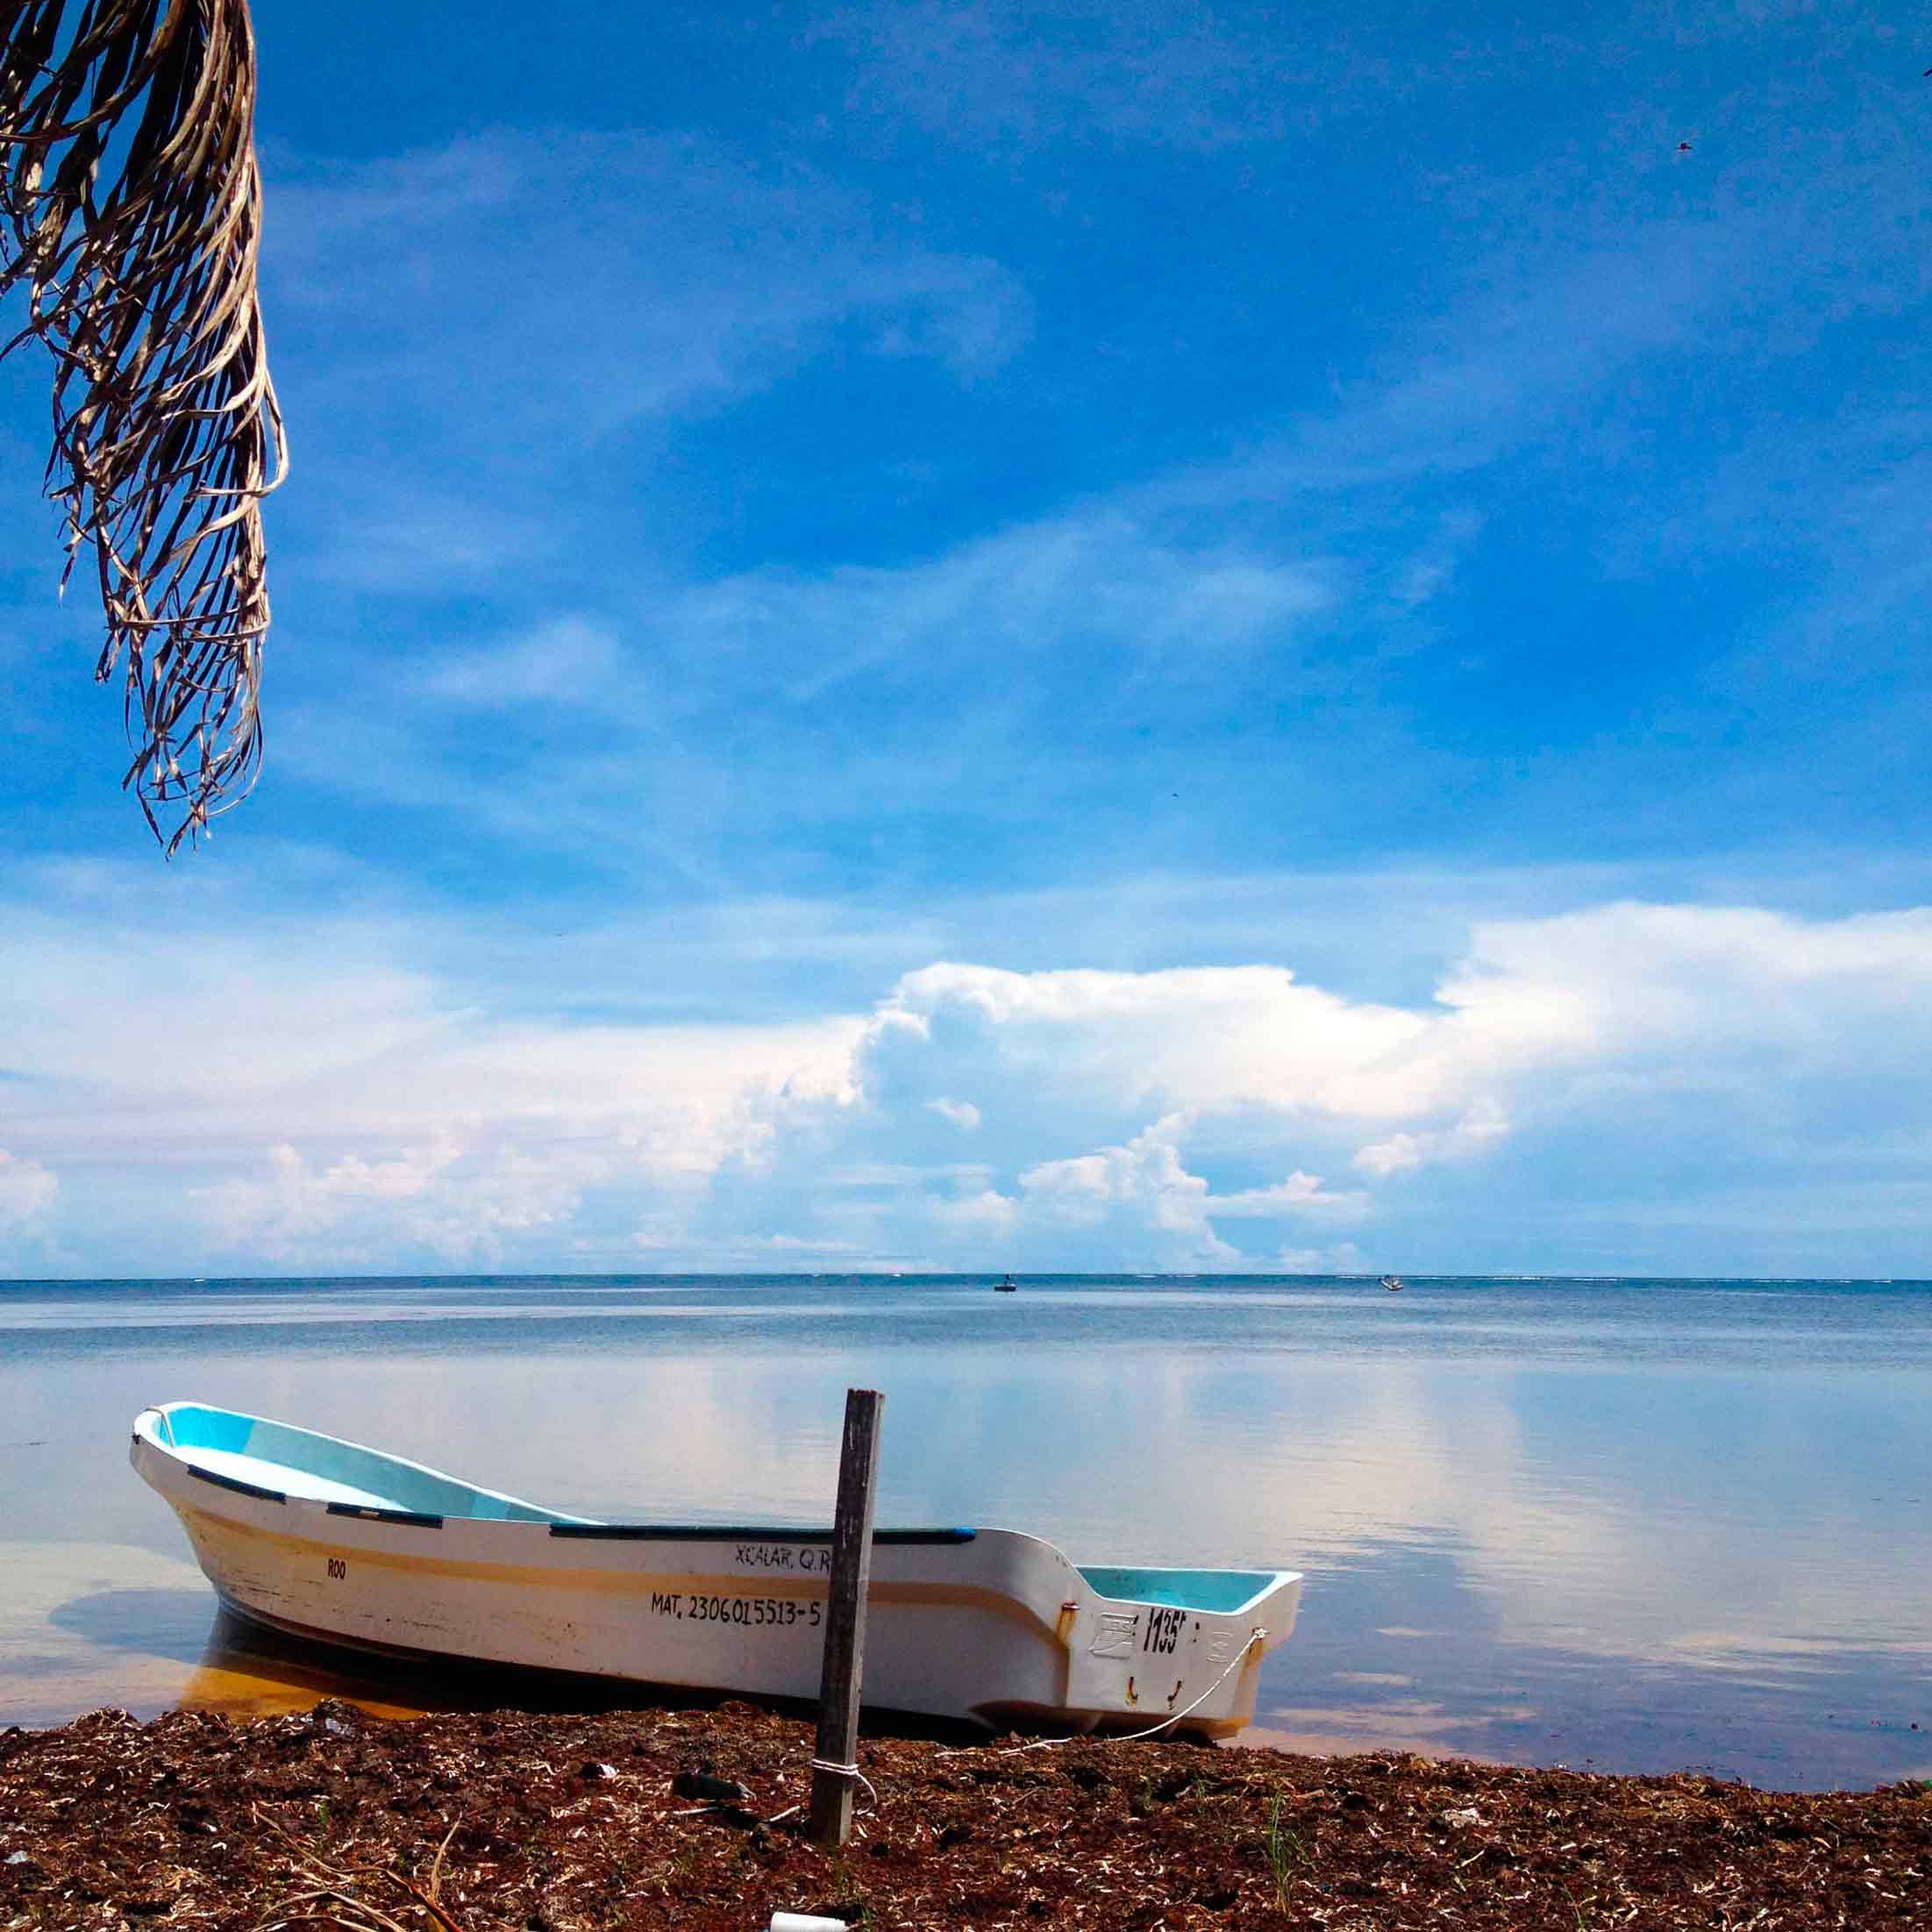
[{"xmin": 132, "ymin": 1407, "xmax": 1300, "ymax": 1739}]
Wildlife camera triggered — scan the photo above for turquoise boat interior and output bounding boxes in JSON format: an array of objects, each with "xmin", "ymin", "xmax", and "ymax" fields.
[
  {"xmin": 145, "ymin": 1406, "xmax": 1287, "ymax": 1608},
  {"xmin": 1074, "ymin": 1567, "xmax": 1284, "ymax": 1613},
  {"xmin": 144, "ymin": 1403, "xmax": 578, "ymax": 1522}
]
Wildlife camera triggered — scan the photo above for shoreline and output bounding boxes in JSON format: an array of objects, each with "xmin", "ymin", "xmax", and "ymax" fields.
[{"xmin": 2, "ymin": 1700, "xmax": 1926, "ymax": 1929}]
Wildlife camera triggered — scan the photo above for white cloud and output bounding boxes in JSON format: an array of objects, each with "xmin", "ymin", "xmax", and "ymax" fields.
[
  {"xmin": 1277, "ymin": 1241, "xmax": 1369, "ymax": 1273},
  {"xmin": 416, "ymin": 617, "xmax": 628, "ymax": 709},
  {"xmin": 274, "ymin": 504, "xmax": 1330, "ymax": 874},
  {"xmin": 1007, "ymin": 1121, "xmax": 1368, "ymax": 1264},
  {"xmin": 1355, "ymin": 1100, "xmax": 1510, "ymax": 1179},
  {"xmin": 663, "ymin": 512, "xmax": 1329, "ymax": 708},
  {"xmin": 0, "ymin": 879, "xmax": 870, "ymax": 1269},
  {"xmin": 874, "ymin": 959, "xmax": 1444, "ymax": 1122},
  {"xmin": 758, "ymin": 1233, "xmax": 864, "ymax": 1254},
  {"xmin": 254, "ymin": 126, "xmax": 1034, "ymax": 613},
  {"xmin": 1015, "ymin": 1125, "xmax": 1361, "ymax": 1224},
  {"xmin": 268, "ymin": 129, "xmax": 1030, "ymax": 448},
  {"xmin": 191, "ymin": 1139, "xmax": 546, "ymax": 1265},
  {"xmin": 930, "ymin": 1188, "xmax": 1020, "ymax": 1236},
  {"xmin": 1018, "ymin": 1123, "xmax": 1236, "ymax": 1267},
  {"xmin": 0, "ymin": 1151, "xmax": 57, "ymax": 1235},
  {"xmin": 1022, "ymin": 1122, "xmax": 1207, "ymax": 1220},
  {"xmin": 1209, "ymin": 1171, "xmax": 1372, "ymax": 1220},
  {"xmin": 6, "ymin": 883, "xmax": 1932, "ymax": 1273},
  {"xmin": 878, "ymin": 902, "xmax": 1932, "ymax": 1169}
]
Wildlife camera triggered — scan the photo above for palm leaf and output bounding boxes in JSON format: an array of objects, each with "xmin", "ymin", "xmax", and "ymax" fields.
[{"xmin": 2, "ymin": 0, "xmax": 285, "ymax": 851}]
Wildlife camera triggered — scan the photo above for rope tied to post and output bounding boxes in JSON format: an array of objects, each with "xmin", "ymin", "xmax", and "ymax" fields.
[
  {"xmin": 760, "ymin": 1756, "xmax": 877, "ymax": 1828},
  {"xmin": 807, "ymin": 1757, "xmax": 878, "ymax": 1807}
]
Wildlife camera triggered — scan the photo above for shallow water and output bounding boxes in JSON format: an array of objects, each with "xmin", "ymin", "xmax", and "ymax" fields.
[{"xmin": 1, "ymin": 1274, "xmax": 1928, "ymax": 1789}]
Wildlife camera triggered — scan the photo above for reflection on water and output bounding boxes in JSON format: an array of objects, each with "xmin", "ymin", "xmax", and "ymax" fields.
[
  {"xmin": 47, "ymin": 1589, "xmax": 517, "ymax": 1723},
  {"xmin": 1, "ymin": 1275, "xmax": 1928, "ymax": 1789}
]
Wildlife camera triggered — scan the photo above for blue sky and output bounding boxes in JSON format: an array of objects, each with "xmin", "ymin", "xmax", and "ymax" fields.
[{"xmin": 4, "ymin": 0, "xmax": 1931, "ymax": 1277}]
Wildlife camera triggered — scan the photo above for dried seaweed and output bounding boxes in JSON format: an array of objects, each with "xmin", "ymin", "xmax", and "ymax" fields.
[
  {"xmin": 1, "ymin": 0, "xmax": 285, "ymax": 851},
  {"xmin": 0, "ymin": 1700, "xmax": 1927, "ymax": 1929},
  {"xmin": 251, "ymin": 1807, "xmax": 467, "ymax": 1932}
]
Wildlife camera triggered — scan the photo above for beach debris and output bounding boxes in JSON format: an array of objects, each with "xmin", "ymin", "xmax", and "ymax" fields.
[
  {"xmin": 311, "ymin": 1697, "xmax": 360, "ymax": 1738},
  {"xmin": 702, "ymin": 1802, "xmax": 769, "ymax": 1837},
  {"xmin": 1439, "ymin": 1804, "xmax": 1486, "ymax": 1829},
  {"xmin": 0, "ymin": 1706, "xmax": 1928, "ymax": 1928},
  {"xmin": 670, "ymin": 1767, "xmax": 754, "ymax": 1806}
]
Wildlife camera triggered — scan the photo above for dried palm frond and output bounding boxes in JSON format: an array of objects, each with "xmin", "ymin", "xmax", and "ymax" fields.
[{"xmin": 1, "ymin": 0, "xmax": 285, "ymax": 851}]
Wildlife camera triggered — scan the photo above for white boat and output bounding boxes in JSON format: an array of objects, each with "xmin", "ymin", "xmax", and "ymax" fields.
[
  {"xmin": 1379, "ymin": 1275, "xmax": 1404, "ymax": 1292},
  {"xmin": 131, "ymin": 1403, "xmax": 1301, "ymax": 1740}
]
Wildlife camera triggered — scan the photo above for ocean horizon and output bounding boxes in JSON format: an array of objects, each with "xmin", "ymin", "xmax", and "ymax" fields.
[{"xmin": 2, "ymin": 1272, "xmax": 1927, "ymax": 1791}]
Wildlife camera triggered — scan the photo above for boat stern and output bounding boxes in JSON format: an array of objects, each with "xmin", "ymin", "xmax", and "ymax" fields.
[{"xmin": 1055, "ymin": 1565, "xmax": 1301, "ymax": 1739}]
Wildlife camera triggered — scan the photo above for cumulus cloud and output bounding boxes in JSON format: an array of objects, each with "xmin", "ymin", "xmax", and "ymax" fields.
[
  {"xmin": 873, "ymin": 959, "xmax": 1437, "ymax": 1121},
  {"xmin": 191, "ymin": 1139, "xmax": 584, "ymax": 1266},
  {"xmin": 1022, "ymin": 1121, "xmax": 1208, "ymax": 1219},
  {"xmin": 164, "ymin": 1010, "xmax": 866, "ymax": 1267},
  {"xmin": 1210, "ymin": 1172, "xmax": 1372, "ymax": 1219},
  {"xmin": 930, "ymin": 1189, "xmax": 1021, "ymax": 1236},
  {"xmin": 1007, "ymin": 1122, "xmax": 1368, "ymax": 1267},
  {"xmin": 1355, "ymin": 1100, "xmax": 1510, "ymax": 1179},
  {"xmin": 850, "ymin": 902, "xmax": 1932, "ymax": 1268},
  {"xmin": 5, "ymin": 888, "xmax": 1932, "ymax": 1273}
]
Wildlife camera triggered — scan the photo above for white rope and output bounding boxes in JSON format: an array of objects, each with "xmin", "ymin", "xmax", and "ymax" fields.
[
  {"xmin": 807, "ymin": 1755, "xmax": 879, "ymax": 1808},
  {"xmin": 755, "ymin": 1756, "xmax": 881, "ymax": 1829},
  {"xmin": 936, "ymin": 1625, "xmax": 1268, "ymax": 1759}
]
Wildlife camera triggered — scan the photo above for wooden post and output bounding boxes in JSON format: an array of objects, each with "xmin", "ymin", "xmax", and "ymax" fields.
[{"xmin": 809, "ymin": 1387, "xmax": 885, "ymax": 1850}]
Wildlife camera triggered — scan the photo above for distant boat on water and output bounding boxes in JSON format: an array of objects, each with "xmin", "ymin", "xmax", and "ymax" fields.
[
  {"xmin": 993, "ymin": 1273, "xmax": 1018, "ymax": 1293},
  {"xmin": 1379, "ymin": 1275, "xmax": 1404, "ymax": 1293}
]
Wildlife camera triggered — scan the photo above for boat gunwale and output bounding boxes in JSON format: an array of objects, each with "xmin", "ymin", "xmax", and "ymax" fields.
[
  {"xmin": 549, "ymin": 1522, "xmax": 977, "ymax": 1544},
  {"xmin": 139, "ymin": 1403, "xmax": 1302, "ymax": 1625},
  {"xmin": 326, "ymin": 1502, "xmax": 447, "ymax": 1529},
  {"xmin": 186, "ymin": 1462, "xmax": 288, "ymax": 1505},
  {"xmin": 138, "ymin": 1402, "xmax": 588, "ymax": 1525}
]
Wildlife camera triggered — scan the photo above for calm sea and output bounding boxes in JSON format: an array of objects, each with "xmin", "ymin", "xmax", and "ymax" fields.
[{"xmin": 1, "ymin": 1274, "xmax": 1927, "ymax": 1791}]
